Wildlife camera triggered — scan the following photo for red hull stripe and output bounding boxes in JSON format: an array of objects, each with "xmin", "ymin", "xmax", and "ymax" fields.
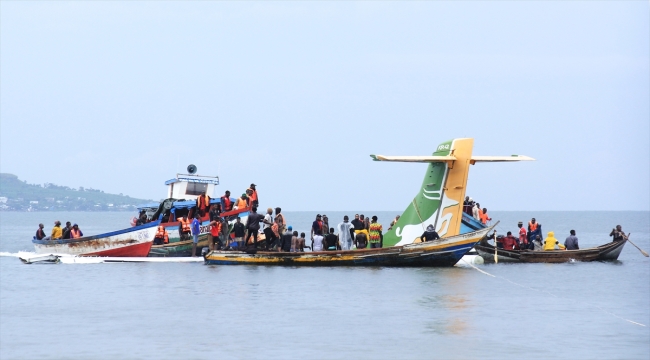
[{"xmin": 82, "ymin": 241, "xmax": 153, "ymax": 257}]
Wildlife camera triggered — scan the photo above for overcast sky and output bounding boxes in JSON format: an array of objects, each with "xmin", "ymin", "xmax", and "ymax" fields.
[{"xmin": 1, "ymin": 1, "xmax": 648, "ymax": 211}]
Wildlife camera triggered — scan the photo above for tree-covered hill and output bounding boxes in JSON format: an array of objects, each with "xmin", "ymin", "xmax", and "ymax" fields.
[{"xmin": 0, "ymin": 173, "xmax": 153, "ymax": 211}]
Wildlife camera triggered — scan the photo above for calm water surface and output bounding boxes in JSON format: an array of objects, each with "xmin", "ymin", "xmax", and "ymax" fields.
[{"xmin": 1, "ymin": 211, "xmax": 649, "ymax": 359}]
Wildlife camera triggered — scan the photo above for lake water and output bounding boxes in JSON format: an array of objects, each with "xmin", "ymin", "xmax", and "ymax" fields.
[{"xmin": 1, "ymin": 211, "xmax": 649, "ymax": 359}]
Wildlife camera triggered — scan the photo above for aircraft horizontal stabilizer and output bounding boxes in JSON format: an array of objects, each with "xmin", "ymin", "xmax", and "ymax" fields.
[
  {"xmin": 469, "ymin": 155, "xmax": 535, "ymax": 163},
  {"xmin": 370, "ymin": 154, "xmax": 535, "ymax": 163}
]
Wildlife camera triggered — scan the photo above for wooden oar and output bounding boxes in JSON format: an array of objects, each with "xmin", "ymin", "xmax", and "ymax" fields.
[
  {"xmin": 626, "ymin": 233, "xmax": 649, "ymax": 257},
  {"xmin": 494, "ymin": 230, "xmax": 498, "ymax": 263}
]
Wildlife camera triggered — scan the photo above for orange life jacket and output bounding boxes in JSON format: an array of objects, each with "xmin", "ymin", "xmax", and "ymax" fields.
[
  {"xmin": 156, "ymin": 226, "xmax": 169, "ymax": 244},
  {"xmin": 236, "ymin": 198, "xmax": 247, "ymax": 209},
  {"xmin": 179, "ymin": 218, "xmax": 191, "ymax": 233},
  {"xmin": 197, "ymin": 195, "xmax": 210, "ymax": 210},
  {"xmin": 248, "ymin": 189, "xmax": 258, "ymax": 202},
  {"xmin": 70, "ymin": 228, "xmax": 82, "ymax": 239},
  {"xmin": 479, "ymin": 212, "xmax": 489, "ymax": 225},
  {"xmin": 529, "ymin": 221, "xmax": 538, "ymax": 232},
  {"xmin": 210, "ymin": 221, "xmax": 221, "ymax": 236},
  {"xmin": 222, "ymin": 196, "xmax": 232, "ymax": 210}
]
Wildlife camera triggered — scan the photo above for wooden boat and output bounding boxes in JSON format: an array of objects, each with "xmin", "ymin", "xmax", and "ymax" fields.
[
  {"xmin": 32, "ymin": 221, "xmax": 158, "ymax": 257},
  {"xmin": 474, "ymin": 239, "xmax": 627, "ymax": 263},
  {"xmin": 205, "ymin": 138, "xmax": 534, "ymax": 267},
  {"xmin": 205, "ymin": 224, "xmax": 495, "ymax": 266}
]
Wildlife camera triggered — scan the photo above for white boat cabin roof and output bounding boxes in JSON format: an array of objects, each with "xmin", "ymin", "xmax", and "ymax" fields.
[{"xmin": 164, "ymin": 174, "xmax": 219, "ymax": 200}]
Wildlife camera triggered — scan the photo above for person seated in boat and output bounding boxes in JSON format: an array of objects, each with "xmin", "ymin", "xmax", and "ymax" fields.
[
  {"xmin": 35, "ymin": 223, "xmax": 46, "ymax": 240},
  {"xmin": 420, "ymin": 225, "xmax": 440, "ymax": 242},
  {"xmin": 533, "ymin": 235, "xmax": 544, "ymax": 251},
  {"xmin": 479, "ymin": 208, "xmax": 491, "ymax": 225},
  {"xmin": 69, "ymin": 224, "xmax": 83, "ymax": 239},
  {"xmin": 153, "ymin": 226, "xmax": 169, "ymax": 245},
  {"xmin": 498, "ymin": 231, "xmax": 519, "ymax": 250},
  {"xmin": 50, "ymin": 220, "xmax": 63, "ymax": 240},
  {"xmin": 610, "ymin": 225, "xmax": 628, "ymax": 242},
  {"xmin": 324, "ymin": 227, "xmax": 338, "ymax": 251},
  {"xmin": 233, "ymin": 193, "xmax": 248, "ymax": 210},
  {"xmin": 196, "ymin": 192, "xmax": 211, "ymax": 218},
  {"xmin": 543, "ymin": 231, "xmax": 566, "ymax": 251},
  {"xmin": 178, "ymin": 216, "xmax": 192, "ymax": 241},
  {"xmin": 354, "ymin": 231, "xmax": 368, "ymax": 249},
  {"xmin": 220, "ymin": 191, "xmax": 233, "ymax": 212},
  {"xmin": 61, "ymin": 221, "xmax": 72, "ymax": 239},
  {"xmin": 281, "ymin": 227, "xmax": 295, "ymax": 252},
  {"xmin": 564, "ymin": 230, "xmax": 579, "ymax": 250}
]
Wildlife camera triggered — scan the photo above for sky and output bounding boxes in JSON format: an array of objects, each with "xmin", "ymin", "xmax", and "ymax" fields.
[{"xmin": 1, "ymin": 1, "xmax": 648, "ymax": 211}]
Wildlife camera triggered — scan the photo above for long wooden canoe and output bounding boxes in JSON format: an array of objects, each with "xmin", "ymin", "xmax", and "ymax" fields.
[
  {"xmin": 475, "ymin": 239, "xmax": 627, "ymax": 263},
  {"xmin": 204, "ymin": 224, "xmax": 494, "ymax": 267}
]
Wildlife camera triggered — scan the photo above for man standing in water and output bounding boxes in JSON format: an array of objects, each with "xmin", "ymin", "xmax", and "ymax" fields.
[
  {"xmin": 190, "ymin": 214, "xmax": 201, "ymax": 257},
  {"xmin": 337, "ymin": 216, "xmax": 355, "ymax": 250},
  {"xmin": 610, "ymin": 225, "xmax": 628, "ymax": 242}
]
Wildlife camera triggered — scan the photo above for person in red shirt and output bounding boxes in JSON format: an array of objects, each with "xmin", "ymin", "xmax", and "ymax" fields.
[
  {"xmin": 499, "ymin": 231, "xmax": 519, "ymax": 250},
  {"xmin": 518, "ymin": 222, "xmax": 528, "ymax": 249}
]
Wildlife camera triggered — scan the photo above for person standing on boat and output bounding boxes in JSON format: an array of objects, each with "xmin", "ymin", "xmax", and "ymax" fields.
[
  {"xmin": 322, "ymin": 215, "xmax": 329, "ymax": 236},
  {"xmin": 420, "ymin": 225, "xmax": 440, "ymax": 242},
  {"xmin": 247, "ymin": 184, "xmax": 258, "ymax": 208},
  {"xmin": 517, "ymin": 222, "xmax": 528, "ymax": 249},
  {"xmin": 354, "ymin": 231, "xmax": 368, "ymax": 249},
  {"xmin": 368, "ymin": 216, "xmax": 383, "ymax": 248},
  {"xmin": 311, "ymin": 214, "xmax": 324, "ymax": 251},
  {"xmin": 262, "ymin": 208, "xmax": 278, "ymax": 251},
  {"xmin": 463, "ymin": 197, "xmax": 472, "ymax": 215},
  {"xmin": 208, "ymin": 218, "xmax": 222, "ymax": 250},
  {"xmin": 472, "ymin": 203, "xmax": 481, "ymax": 221},
  {"xmin": 543, "ymin": 231, "xmax": 565, "ymax": 251},
  {"xmin": 35, "ymin": 223, "xmax": 46, "ymax": 240},
  {"xmin": 274, "ymin": 207, "xmax": 286, "ymax": 234},
  {"xmin": 244, "ymin": 206, "xmax": 264, "ymax": 249},
  {"xmin": 196, "ymin": 192, "xmax": 211, "ymax": 218},
  {"xmin": 324, "ymin": 227, "xmax": 338, "ymax": 250},
  {"xmin": 564, "ymin": 230, "xmax": 579, "ymax": 250},
  {"xmin": 232, "ymin": 217, "xmax": 245, "ymax": 248},
  {"xmin": 221, "ymin": 191, "xmax": 233, "ymax": 212},
  {"xmin": 190, "ymin": 214, "xmax": 201, "ymax": 257},
  {"xmin": 479, "ymin": 208, "xmax": 491, "ymax": 225},
  {"xmin": 338, "ymin": 216, "xmax": 355, "ymax": 250},
  {"xmin": 154, "ymin": 226, "xmax": 169, "ymax": 245},
  {"xmin": 280, "ymin": 226, "xmax": 294, "ymax": 252},
  {"xmin": 610, "ymin": 225, "xmax": 628, "ymax": 242},
  {"xmin": 70, "ymin": 224, "xmax": 83, "ymax": 239}
]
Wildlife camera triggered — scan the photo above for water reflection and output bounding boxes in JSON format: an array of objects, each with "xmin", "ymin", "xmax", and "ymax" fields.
[{"xmin": 417, "ymin": 268, "xmax": 472, "ymax": 335}]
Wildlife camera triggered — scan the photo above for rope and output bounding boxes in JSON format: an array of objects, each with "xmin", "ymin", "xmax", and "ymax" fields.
[
  {"xmin": 460, "ymin": 258, "xmax": 646, "ymax": 327},
  {"xmin": 412, "ymin": 199, "xmax": 427, "ymax": 232}
]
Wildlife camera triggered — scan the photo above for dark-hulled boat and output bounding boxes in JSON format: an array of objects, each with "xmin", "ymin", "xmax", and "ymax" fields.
[{"xmin": 475, "ymin": 239, "xmax": 627, "ymax": 263}]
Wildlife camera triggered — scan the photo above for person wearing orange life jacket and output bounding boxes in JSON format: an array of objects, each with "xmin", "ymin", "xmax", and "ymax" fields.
[
  {"xmin": 518, "ymin": 221, "xmax": 528, "ymax": 249},
  {"xmin": 479, "ymin": 208, "xmax": 491, "ymax": 225},
  {"xmin": 178, "ymin": 217, "xmax": 191, "ymax": 241},
  {"xmin": 528, "ymin": 218, "xmax": 539, "ymax": 232},
  {"xmin": 247, "ymin": 183, "xmax": 258, "ymax": 207},
  {"xmin": 154, "ymin": 226, "xmax": 169, "ymax": 245},
  {"xmin": 196, "ymin": 193, "xmax": 211, "ymax": 217},
  {"xmin": 69, "ymin": 224, "xmax": 84, "ymax": 239},
  {"xmin": 208, "ymin": 218, "xmax": 222, "ymax": 251},
  {"xmin": 220, "ymin": 190, "xmax": 233, "ymax": 212},
  {"xmin": 234, "ymin": 194, "xmax": 248, "ymax": 210}
]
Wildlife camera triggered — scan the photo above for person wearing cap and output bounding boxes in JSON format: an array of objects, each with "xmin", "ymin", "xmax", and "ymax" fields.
[
  {"xmin": 280, "ymin": 226, "xmax": 294, "ymax": 252},
  {"xmin": 337, "ymin": 216, "xmax": 355, "ymax": 250},
  {"xmin": 368, "ymin": 216, "xmax": 383, "ymax": 248},
  {"xmin": 50, "ymin": 221, "xmax": 63, "ymax": 240},
  {"xmin": 35, "ymin": 223, "xmax": 46, "ymax": 240},
  {"xmin": 517, "ymin": 221, "xmax": 528, "ymax": 249},
  {"xmin": 69, "ymin": 224, "xmax": 84, "ymax": 239},
  {"xmin": 247, "ymin": 184, "xmax": 258, "ymax": 208}
]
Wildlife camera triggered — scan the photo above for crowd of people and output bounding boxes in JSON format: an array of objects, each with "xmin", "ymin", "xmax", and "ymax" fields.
[
  {"xmin": 463, "ymin": 196, "xmax": 492, "ymax": 225},
  {"xmin": 492, "ymin": 218, "xmax": 629, "ymax": 251},
  {"xmin": 34, "ymin": 221, "xmax": 84, "ymax": 241}
]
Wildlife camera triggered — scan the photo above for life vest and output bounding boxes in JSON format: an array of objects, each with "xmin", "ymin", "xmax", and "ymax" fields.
[
  {"xmin": 155, "ymin": 226, "xmax": 169, "ymax": 244},
  {"xmin": 236, "ymin": 198, "xmax": 247, "ymax": 209},
  {"xmin": 197, "ymin": 195, "xmax": 210, "ymax": 210},
  {"xmin": 529, "ymin": 221, "xmax": 538, "ymax": 232},
  {"xmin": 248, "ymin": 189, "xmax": 258, "ymax": 202},
  {"xmin": 222, "ymin": 196, "xmax": 232, "ymax": 210},
  {"xmin": 519, "ymin": 227, "xmax": 527, "ymax": 243},
  {"xmin": 179, "ymin": 218, "xmax": 191, "ymax": 233},
  {"xmin": 210, "ymin": 221, "xmax": 221, "ymax": 236},
  {"xmin": 70, "ymin": 228, "xmax": 82, "ymax": 239},
  {"xmin": 479, "ymin": 212, "xmax": 489, "ymax": 225}
]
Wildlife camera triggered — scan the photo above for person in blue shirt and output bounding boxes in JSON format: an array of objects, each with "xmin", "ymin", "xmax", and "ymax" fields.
[{"xmin": 190, "ymin": 214, "xmax": 201, "ymax": 257}]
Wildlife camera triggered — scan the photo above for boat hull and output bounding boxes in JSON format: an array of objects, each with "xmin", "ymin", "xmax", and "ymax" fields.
[
  {"xmin": 475, "ymin": 240, "xmax": 627, "ymax": 263},
  {"xmin": 204, "ymin": 225, "xmax": 494, "ymax": 267},
  {"xmin": 32, "ymin": 222, "xmax": 157, "ymax": 257}
]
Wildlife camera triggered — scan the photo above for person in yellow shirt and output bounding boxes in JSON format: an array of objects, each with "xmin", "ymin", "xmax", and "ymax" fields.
[
  {"xmin": 50, "ymin": 220, "xmax": 63, "ymax": 240},
  {"xmin": 543, "ymin": 231, "xmax": 566, "ymax": 251}
]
